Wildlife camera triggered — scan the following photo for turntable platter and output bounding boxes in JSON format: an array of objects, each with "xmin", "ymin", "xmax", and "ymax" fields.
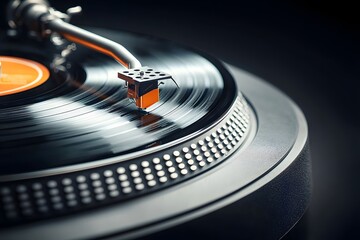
[{"xmin": 0, "ymin": 23, "xmax": 309, "ymax": 240}]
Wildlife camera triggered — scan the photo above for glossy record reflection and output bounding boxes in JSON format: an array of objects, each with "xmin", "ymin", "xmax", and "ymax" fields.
[{"xmin": 0, "ymin": 30, "xmax": 231, "ymax": 175}]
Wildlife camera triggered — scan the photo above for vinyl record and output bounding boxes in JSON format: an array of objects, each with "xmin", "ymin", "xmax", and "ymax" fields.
[{"xmin": 0, "ymin": 30, "xmax": 237, "ymax": 176}]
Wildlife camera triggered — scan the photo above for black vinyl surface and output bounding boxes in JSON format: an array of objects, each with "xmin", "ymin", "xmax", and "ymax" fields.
[
  {"xmin": 0, "ymin": 31, "xmax": 237, "ymax": 175},
  {"xmin": 47, "ymin": 0, "xmax": 358, "ymax": 239}
]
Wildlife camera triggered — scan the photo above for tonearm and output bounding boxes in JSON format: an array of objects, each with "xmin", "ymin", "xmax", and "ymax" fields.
[{"xmin": 6, "ymin": 0, "xmax": 175, "ymax": 109}]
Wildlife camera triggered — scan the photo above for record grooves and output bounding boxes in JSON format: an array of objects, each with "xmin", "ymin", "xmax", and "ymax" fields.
[
  {"xmin": 0, "ymin": 29, "xmax": 253, "ymax": 227},
  {"xmin": 0, "ymin": 30, "xmax": 239, "ymax": 175}
]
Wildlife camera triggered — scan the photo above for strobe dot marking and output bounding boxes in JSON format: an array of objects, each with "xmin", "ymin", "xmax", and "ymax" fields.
[
  {"xmin": 104, "ymin": 170, "xmax": 113, "ymax": 177},
  {"xmin": 110, "ymin": 191, "xmax": 119, "ymax": 197},
  {"xmin": 34, "ymin": 191, "xmax": 44, "ymax": 198},
  {"xmin": 159, "ymin": 177, "xmax": 168, "ymax": 183},
  {"xmin": 190, "ymin": 165, "xmax": 197, "ymax": 171},
  {"xmin": 170, "ymin": 173, "xmax": 178, "ymax": 179},
  {"xmin": 121, "ymin": 181, "xmax": 130, "ymax": 187},
  {"xmin": 153, "ymin": 158, "xmax": 160, "ymax": 164},
  {"xmin": 96, "ymin": 194, "xmax": 106, "ymax": 201},
  {"xmin": 131, "ymin": 171, "xmax": 140, "ymax": 178},
  {"xmin": 19, "ymin": 193, "xmax": 29, "ymax": 201},
  {"xmin": 92, "ymin": 180, "xmax": 102, "ymax": 187},
  {"xmin": 129, "ymin": 164, "xmax": 137, "ymax": 171},
  {"xmin": 16, "ymin": 185, "xmax": 27, "ymax": 193},
  {"xmin": 134, "ymin": 178, "xmax": 142, "ymax": 184},
  {"xmin": 148, "ymin": 180, "xmax": 156, "ymax": 187},
  {"xmin": 168, "ymin": 167, "xmax": 176, "ymax": 173},
  {"xmin": 76, "ymin": 176, "xmax": 86, "ymax": 183},
  {"xmin": 135, "ymin": 184, "xmax": 145, "ymax": 191},
  {"xmin": 157, "ymin": 171, "xmax": 165, "ymax": 177},
  {"xmin": 32, "ymin": 183, "xmax": 42, "ymax": 190},
  {"xmin": 94, "ymin": 188, "xmax": 104, "ymax": 194},
  {"xmin": 105, "ymin": 177, "xmax": 115, "ymax": 184},
  {"xmin": 123, "ymin": 187, "xmax": 132, "ymax": 194},
  {"xmin": 119, "ymin": 175, "xmax": 128, "ymax": 181},
  {"xmin": 78, "ymin": 183, "xmax": 88, "ymax": 190},
  {"xmin": 141, "ymin": 161, "xmax": 150, "ymax": 168},
  {"xmin": 0, "ymin": 98, "xmax": 250, "ymax": 223},
  {"xmin": 146, "ymin": 174, "xmax": 154, "ymax": 181},
  {"xmin": 68, "ymin": 200, "xmax": 78, "ymax": 207},
  {"xmin": 64, "ymin": 186, "xmax": 74, "ymax": 193},
  {"xmin": 61, "ymin": 178, "xmax": 72, "ymax": 186},
  {"xmin": 49, "ymin": 189, "xmax": 59, "ymax": 196},
  {"xmin": 1, "ymin": 187, "xmax": 10, "ymax": 195},
  {"xmin": 178, "ymin": 163, "xmax": 185, "ymax": 169},
  {"xmin": 117, "ymin": 167, "xmax": 125, "ymax": 174},
  {"xmin": 90, "ymin": 173, "xmax": 100, "ymax": 180},
  {"xmin": 108, "ymin": 184, "xmax": 117, "ymax": 191}
]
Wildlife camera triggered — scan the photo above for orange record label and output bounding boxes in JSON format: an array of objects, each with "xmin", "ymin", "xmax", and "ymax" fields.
[{"xmin": 0, "ymin": 56, "xmax": 50, "ymax": 96}]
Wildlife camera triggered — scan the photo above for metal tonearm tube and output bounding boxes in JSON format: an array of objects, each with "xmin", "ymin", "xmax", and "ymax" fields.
[
  {"xmin": 6, "ymin": 0, "xmax": 175, "ymax": 109},
  {"xmin": 6, "ymin": 0, "xmax": 142, "ymax": 69}
]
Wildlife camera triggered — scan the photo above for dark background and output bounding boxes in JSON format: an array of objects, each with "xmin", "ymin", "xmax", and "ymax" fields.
[{"xmin": 3, "ymin": 0, "xmax": 360, "ymax": 239}]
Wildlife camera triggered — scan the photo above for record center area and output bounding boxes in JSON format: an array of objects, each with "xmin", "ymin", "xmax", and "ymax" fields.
[{"xmin": 0, "ymin": 56, "xmax": 49, "ymax": 96}]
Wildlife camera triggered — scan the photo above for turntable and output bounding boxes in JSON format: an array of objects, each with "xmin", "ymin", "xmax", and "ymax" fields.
[{"xmin": 0, "ymin": 1, "xmax": 311, "ymax": 239}]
